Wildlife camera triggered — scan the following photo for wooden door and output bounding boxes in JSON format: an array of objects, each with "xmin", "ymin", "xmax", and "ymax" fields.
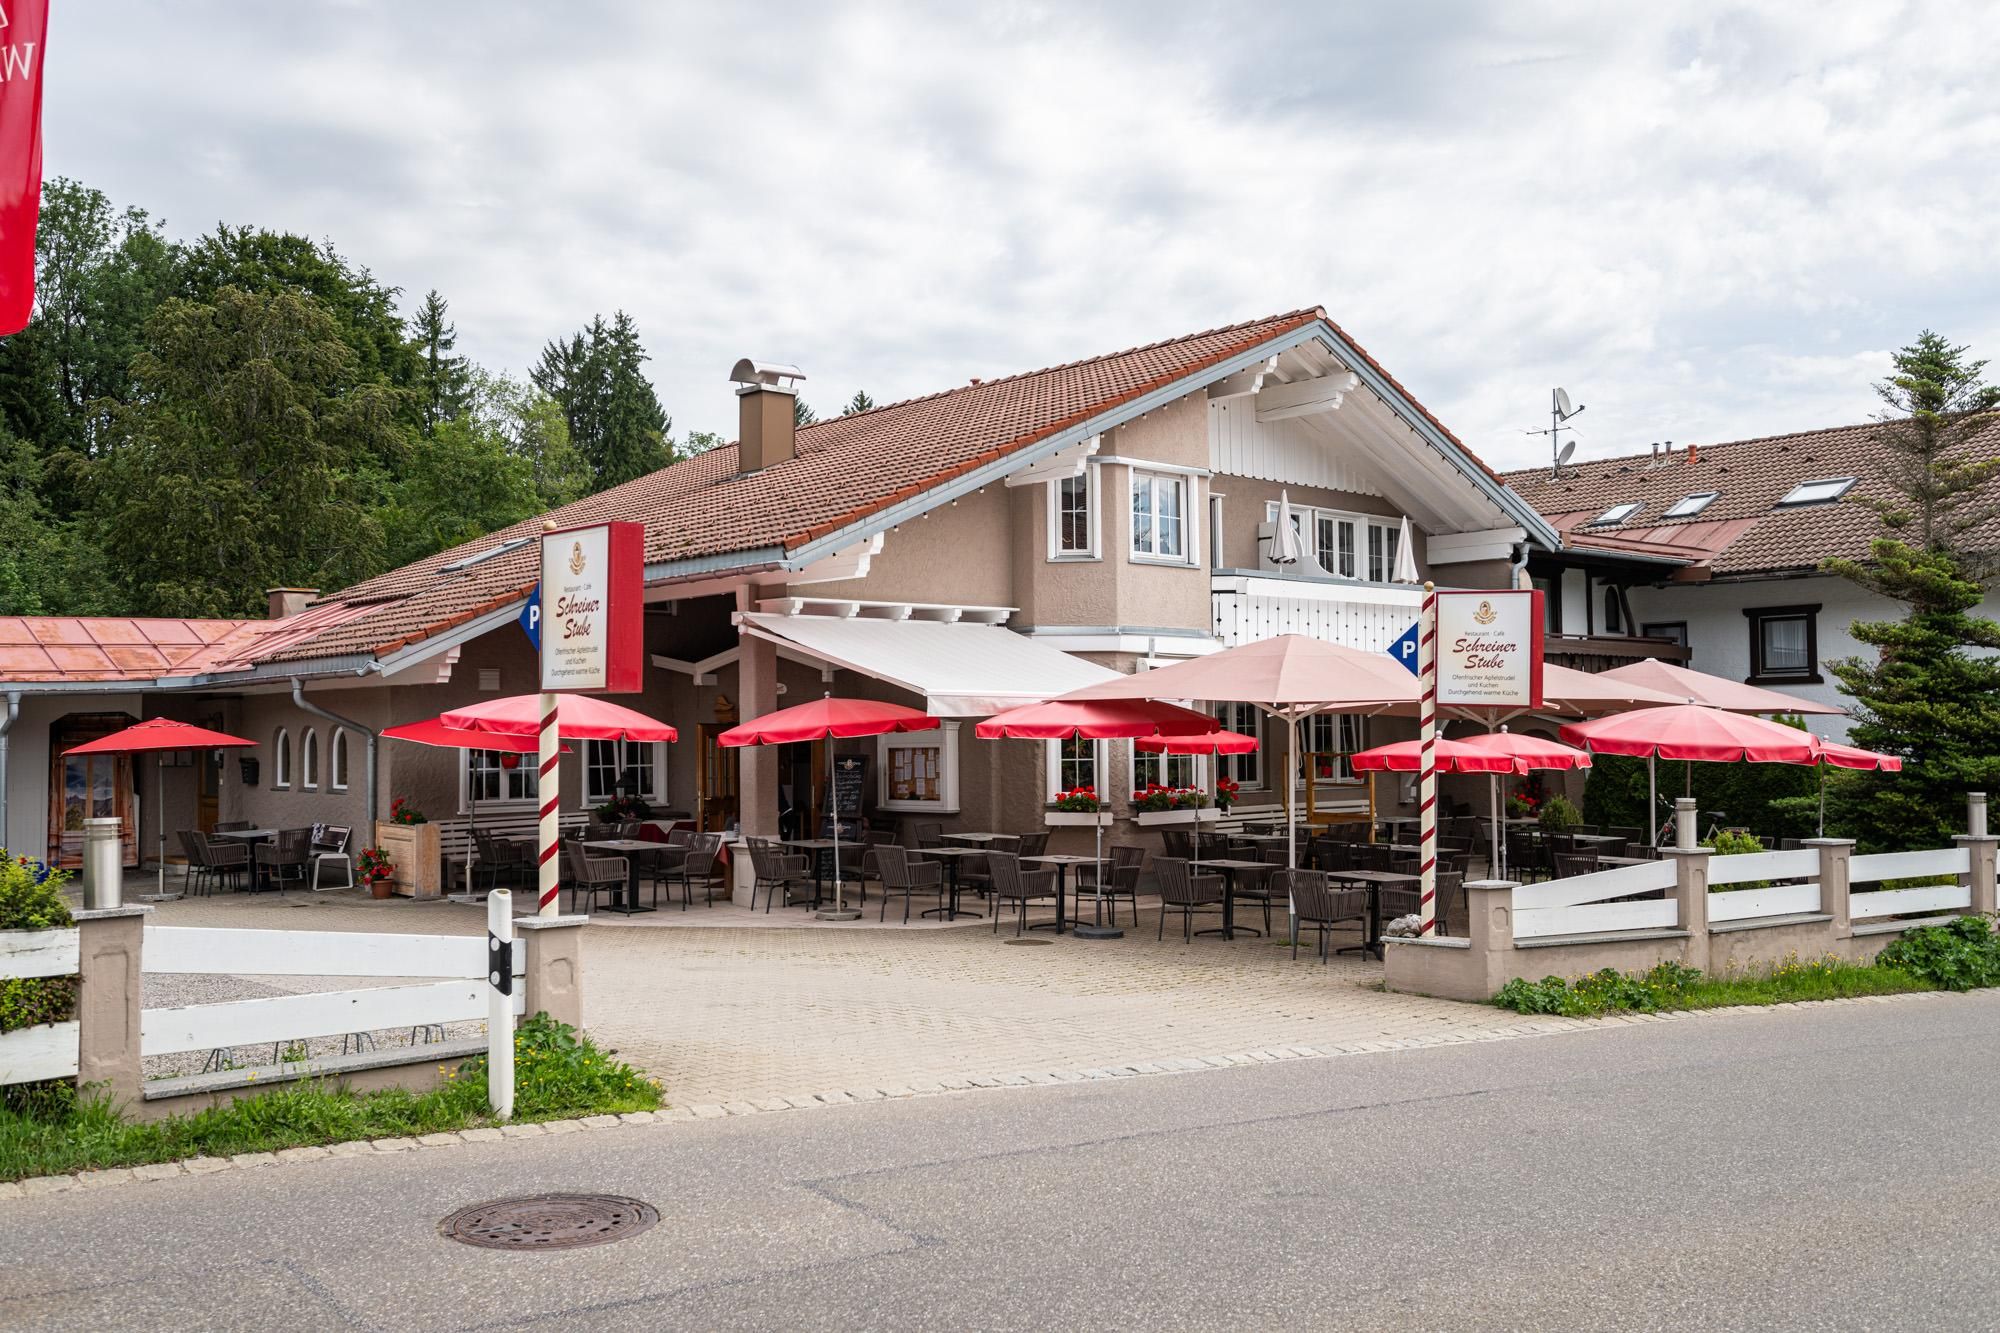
[
  {"xmin": 696, "ymin": 723, "xmax": 740, "ymax": 833},
  {"xmin": 48, "ymin": 714, "xmax": 138, "ymax": 869}
]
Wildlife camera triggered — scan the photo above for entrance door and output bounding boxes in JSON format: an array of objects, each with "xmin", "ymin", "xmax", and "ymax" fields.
[
  {"xmin": 196, "ymin": 747, "xmax": 221, "ymax": 833},
  {"xmin": 695, "ymin": 723, "xmax": 740, "ymax": 833},
  {"xmin": 48, "ymin": 714, "xmax": 138, "ymax": 870}
]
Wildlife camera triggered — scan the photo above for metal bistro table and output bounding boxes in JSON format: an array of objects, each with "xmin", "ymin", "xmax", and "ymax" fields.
[
  {"xmin": 915, "ymin": 846, "xmax": 986, "ymax": 920},
  {"xmin": 1326, "ymin": 868, "xmax": 1420, "ymax": 960},
  {"xmin": 778, "ymin": 837, "xmax": 848, "ymax": 910},
  {"xmin": 1021, "ymin": 854, "xmax": 1104, "ymax": 935},
  {"xmin": 581, "ymin": 839, "xmax": 660, "ymax": 915},
  {"xmin": 940, "ymin": 831, "xmax": 1010, "ymax": 846},
  {"xmin": 210, "ymin": 828, "xmax": 278, "ymax": 892},
  {"xmin": 1196, "ymin": 858, "xmax": 1276, "ymax": 940}
]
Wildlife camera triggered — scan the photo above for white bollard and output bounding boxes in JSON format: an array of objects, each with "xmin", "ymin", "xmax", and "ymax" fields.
[
  {"xmin": 1675, "ymin": 797, "xmax": 1698, "ymax": 852},
  {"xmin": 487, "ymin": 888, "xmax": 515, "ymax": 1120},
  {"xmin": 1971, "ymin": 792, "xmax": 1989, "ymax": 839}
]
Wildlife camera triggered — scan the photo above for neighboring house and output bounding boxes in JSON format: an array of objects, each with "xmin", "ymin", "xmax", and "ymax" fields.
[
  {"xmin": 0, "ymin": 307, "xmax": 1553, "ymax": 870},
  {"xmin": 1502, "ymin": 421, "xmax": 2000, "ymax": 741}
]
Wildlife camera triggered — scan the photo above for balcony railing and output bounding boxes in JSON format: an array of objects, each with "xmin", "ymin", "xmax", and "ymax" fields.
[{"xmin": 1545, "ymin": 633, "xmax": 1690, "ymax": 673}]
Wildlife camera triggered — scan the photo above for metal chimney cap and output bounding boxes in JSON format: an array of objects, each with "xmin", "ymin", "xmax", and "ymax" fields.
[{"xmin": 729, "ymin": 359, "xmax": 806, "ymax": 387}]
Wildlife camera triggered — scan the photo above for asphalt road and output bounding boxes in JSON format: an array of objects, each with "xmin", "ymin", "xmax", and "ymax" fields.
[{"xmin": 4, "ymin": 993, "xmax": 1998, "ymax": 1332}]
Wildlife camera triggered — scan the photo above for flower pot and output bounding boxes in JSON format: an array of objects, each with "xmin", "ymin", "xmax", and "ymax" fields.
[
  {"xmin": 1132, "ymin": 807, "xmax": 1219, "ymax": 826},
  {"xmin": 1044, "ymin": 810, "xmax": 1114, "ymax": 827},
  {"xmin": 368, "ymin": 877, "xmax": 393, "ymax": 900}
]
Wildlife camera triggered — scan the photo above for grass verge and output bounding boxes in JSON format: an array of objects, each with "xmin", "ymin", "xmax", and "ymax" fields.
[
  {"xmin": 1495, "ymin": 955, "xmax": 1935, "ymax": 1019},
  {"xmin": 0, "ymin": 1013, "xmax": 661, "ymax": 1183}
]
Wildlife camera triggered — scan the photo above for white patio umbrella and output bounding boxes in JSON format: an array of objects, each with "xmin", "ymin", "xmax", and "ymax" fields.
[{"xmin": 1392, "ymin": 516, "xmax": 1420, "ymax": 584}]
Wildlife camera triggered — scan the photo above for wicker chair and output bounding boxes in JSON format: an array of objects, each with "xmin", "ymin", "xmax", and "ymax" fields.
[
  {"xmin": 254, "ymin": 827, "xmax": 312, "ymax": 893},
  {"xmin": 562, "ymin": 840, "xmax": 630, "ymax": 915},
  {"xmin": 1554, "ymin": 851, "xmax": 1599, "ymax": 880},
  {"xmin": 1284, "ymin": 870, "xmax": 1366, "ymax": 962},
  {"xmin": 1015, "ymin": 831, "xmax": 1051, "ymax": 859},
  {"xmin": 957, "ymin": 834, "xmax": 1018, "ymax": 900},
  {"xmin": 1153, "ymin": 857, "xmax": 1223, "ymax": 942},
  {"xmin": 213, "ymin": 820, "xmax": 252, "ymax": 833},
  {"xmin": 671, "ymin": 833, "xmax": 727, "ymax": 909},
  {"xmin": 1083, "ymin": 845, "xmax": 1146, "ymax": 926},
  {"xmin": 910, "ymin": 821, "xmax": 945, "ymax": 850},
  {"xmin": 181, "ymin": 830, "xmax": 246, "ymax": 896},
  {"xmin": 876, "ymin": 845, "xmax": 943, "ymax": 924},
  {"xmin": 1225, "ymin": 862, "xmax": 1282, "ymax": 935},
  {"xmin": 747, "ymin": 838, "xmax": 813, "ymax": 912},
  {"xmin": 987, "ymin": 851, "xmax": 1056, "ymax": 936},
  {"xmin": 1433, "ymin": 870, "xmax": 1466, "ymax": 935}
]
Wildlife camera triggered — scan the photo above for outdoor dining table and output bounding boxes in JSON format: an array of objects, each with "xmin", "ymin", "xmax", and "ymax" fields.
[
  {"xmin": 1196, "ymin": 858, "xmax": 1276, "ymax": 940},
  {"xmin": 940, "ymin": 831, "xmax": 1009, "ymax": 845},
  {"xmin": 1325, "ymin": 868, "xmax": 1420, "ymax": 960},
  {"xmin": 581, "ymin": 839, "xmax": 661, "ymax": 915},
  {"xmin": 1021, "ymin": 854, "xmax": 1104, "ymax": 935},
  {"xmin": 211, "ymin": 828, "xmax": 280, "ymax": 892},
  {"xmin": 914, "ymin": 846, "xmax": 986, "ymax": 920},
  {"xmin": 778, "ymin": 837, "xmax": 847, "ymax": 910},
  {"xmin": 1594, "ymin": 854, "xmax": 1652, "ymax": 868}
]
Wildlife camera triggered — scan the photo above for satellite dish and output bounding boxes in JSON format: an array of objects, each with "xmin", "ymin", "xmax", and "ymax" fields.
[
  {"xmin": 1557, "ymin": 441, "xmax": 1577, "ymax": 467},
  {"xmin": 1553, "ymin": 387, "xmax": 1573, "ymax": 418}
]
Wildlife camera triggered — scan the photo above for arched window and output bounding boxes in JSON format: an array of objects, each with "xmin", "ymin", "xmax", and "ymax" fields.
[
  {"xmin": 274, "ymin": 727, "xmax": 292, "ymax": 788},
  {"xmin": 330, "ymin": 728, "xmax": 349, "ymax": 792},
  {"xmin": 301, "ymin": 728, "xmax": 320, "ymax": 790}
]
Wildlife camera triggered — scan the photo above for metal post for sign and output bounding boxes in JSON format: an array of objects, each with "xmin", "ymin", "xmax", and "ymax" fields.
[
  {"xmin": 537, "ymin": 693, "xmax": 560, "ymax": 917},
  {"xmin": 1417, "ymin": 582, "xmax": 1438, "ymax": 936},
  {"xmin": 487, "ymin": 888, "xmax": 515, "ymax": 1119}
]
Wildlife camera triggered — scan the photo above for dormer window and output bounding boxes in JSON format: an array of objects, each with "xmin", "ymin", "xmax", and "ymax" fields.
[
  {"xmin": 1776, "ymin": 477, "xmax": 1856, "ymax": 507},
  {"xmin": 1589, "ymin": 502, "xmax": 1640, "ymax": 526},
  {"xmin": 1662, "ymin": 491, "xmax": 1718, "ymax": 519}
]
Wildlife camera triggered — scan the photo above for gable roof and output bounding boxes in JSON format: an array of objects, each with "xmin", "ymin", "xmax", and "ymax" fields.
[{"xmin": 1502, "ymin": 417, "xmax": 2000, "ymax": 578}]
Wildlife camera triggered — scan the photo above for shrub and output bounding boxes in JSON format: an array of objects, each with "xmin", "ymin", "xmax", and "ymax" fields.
[
  {"xmin": 1537, "ymin": 794, "xmax": 1584, "ymax": 831},
  {"xmin": 0, "ymin": 851, "xmax": 78, "ymax": 1116},
  {"xmin": 1495, "ymin": 962, "xmax": 1700, "ymax": 1016},
  {"xmin": 454, "ymin": 1012, "xmax": 661, "ymax": 1118},
  {"xmin": 1874, "ymin": 916, "xmax": 2000, "ymax": 991}
]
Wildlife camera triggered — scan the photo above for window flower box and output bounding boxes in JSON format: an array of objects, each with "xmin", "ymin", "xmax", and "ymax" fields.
[
  {"xmin": 1044, "ymin": 810, "xmax": 1115, "ymax": 827},
  {"xmin": 1132, "ymin": 806, "xmax": 1221, "ymax": 827}
]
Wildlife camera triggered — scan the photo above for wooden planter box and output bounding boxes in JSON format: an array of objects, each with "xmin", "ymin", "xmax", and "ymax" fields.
[
  {"xmin": 1133, "ymin": 807, "xmax": 1220, "ymax": 827},
  {"xmin": 1044, "ymin": 810, "xmax": 1114, "ymax": 827},
  {"xmin": 373, "ymin": 821, "xmax": 441, "ymax": 899}
]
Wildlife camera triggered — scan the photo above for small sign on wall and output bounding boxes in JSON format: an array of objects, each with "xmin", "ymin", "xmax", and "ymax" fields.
[
  {"xmin": 539, "ymin": 522, "xmax": 644, "ymax": 693},
  {"xmin": 1435, "ymin": 589, "xmax": 1543, "ymax": 709}
]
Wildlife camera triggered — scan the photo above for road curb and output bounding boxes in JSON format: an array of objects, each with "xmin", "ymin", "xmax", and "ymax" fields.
[{"xmin": 0, "ymin": 987, "xmax": 1968, "ymax": 1202}]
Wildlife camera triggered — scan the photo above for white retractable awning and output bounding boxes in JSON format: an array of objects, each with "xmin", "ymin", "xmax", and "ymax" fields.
[{"xmin": 738, "ymin": 613, "xmax": 1119, "ymax": 717}]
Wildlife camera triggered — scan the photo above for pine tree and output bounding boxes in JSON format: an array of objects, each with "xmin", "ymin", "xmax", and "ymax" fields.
[
  {"xmin": 410, "ymin": 289, "xmax": 472, "ymax": 436},
  {"xmin": 1823, "ymin": 333, "xmax": 2000, "ymax": 850},
  {"xmin": 794, "ymin": 397, "xmax": 819, "ymax": 428},
  {"xmin": 842, "ymin": 390, "xmax": 875, "ymax": 416},
  {"xmin": 531, "ymin": 312, "xmax": 670, "ymax": 490}
]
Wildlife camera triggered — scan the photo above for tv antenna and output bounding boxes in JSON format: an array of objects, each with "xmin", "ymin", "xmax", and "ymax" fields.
[{"xmin": 1524, "ymin": 387, "xmax": 1585, "ymax": 478}]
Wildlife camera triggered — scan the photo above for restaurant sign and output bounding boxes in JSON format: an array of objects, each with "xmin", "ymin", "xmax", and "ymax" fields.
[
  {"xmin": 1433, "ymin": 589, "xmax": 1543, "ymax": 710},
  {"xmin": 538, "ymin": 521, "xmax": 644, "ymax": 693}
]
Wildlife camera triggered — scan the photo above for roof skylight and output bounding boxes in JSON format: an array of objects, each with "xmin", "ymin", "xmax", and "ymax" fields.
[
  {"xmin": 1776, "ymin": 477, "xmax": 1857, "ymax": 507},
  {"xmin": 1589, "ymin": 502, "xmax": 1641, "ymax": 526},
  {"xmin": 1662, "ymin": 491, "xmax": 1718, "ymax": 519}
]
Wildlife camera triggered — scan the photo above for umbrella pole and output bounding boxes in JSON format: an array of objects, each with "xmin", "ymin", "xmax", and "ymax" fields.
[
  {"xmin": 1648, "ymin": 755, "xmax": 1657, "ymax": 848},
  {"xmin": 816, "ymin": 727, "xmax": 861, "ymax": 922},
  {"xmin": 139, "ymin": 751, "xmax": 180, "ymax": 904}
]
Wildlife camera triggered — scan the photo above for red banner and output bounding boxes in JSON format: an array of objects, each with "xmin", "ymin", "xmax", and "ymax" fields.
[{"xmin": 0, "ymin": 0, "xmax": 47, "ymax": 336}]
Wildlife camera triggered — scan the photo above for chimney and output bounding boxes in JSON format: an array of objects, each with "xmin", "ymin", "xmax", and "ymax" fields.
[
  {"xmin": 729, "ymin": 359, "xmax": 806, "ymax": 474},
  {"xmin": 266, "ymin": 587, "xmax": 317, "ymax": 620}
]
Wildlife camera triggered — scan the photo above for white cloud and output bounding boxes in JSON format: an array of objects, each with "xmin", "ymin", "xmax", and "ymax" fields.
[{"xmin": 43, "ymin": 0, "xmax": 2000, "ymax": 467}]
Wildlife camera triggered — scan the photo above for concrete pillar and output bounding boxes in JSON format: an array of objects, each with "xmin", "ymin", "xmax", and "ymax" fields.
[
  {"xmin": 735, "ymin": 588, "xmax": 780, "ymax": 839},
  {"xmin": 1464, "ymin": 879, "xmax": 1517, "ymax": 995},
  {"xmin": 1663, "ymin": 847, "xmax": 1712, "ymax": 973},
  {"xmin": 515, "ymin": 915, "xmax": 588, "ymax": 1031},
  {"xmin": 74, "ymin": 906, "xmax": 150, "ymax": 1109},
  {"xmin": 1805, "ymin": 838, "xmax": 1855, "ymax": 937}
]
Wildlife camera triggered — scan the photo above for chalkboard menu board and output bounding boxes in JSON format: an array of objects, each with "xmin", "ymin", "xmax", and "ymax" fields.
[{"xmin": 830, "ymin": 753, "xmax": 868, "ymax": 818}]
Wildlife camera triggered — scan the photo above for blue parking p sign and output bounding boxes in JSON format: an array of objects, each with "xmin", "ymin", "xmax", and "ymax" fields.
[
  {"xmin": 519, "ymin": 584, "xmax": 542, "ymax": 652},
  {"xmin": 1388, "ymin": 621, "xmax": 1421, "ymax": 676}
]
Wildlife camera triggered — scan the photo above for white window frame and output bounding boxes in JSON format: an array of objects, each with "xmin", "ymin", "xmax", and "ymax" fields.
[
  {"xmin": 1303, "ymin": 714, "xmax": 1366, "ymax": 785},
  {"xmin": 301, "ymin": 728, "xmax": 319, "ymax": 791},
  {"xmin": 878, "ymin": 722, "xmax": 960, "ymax": 813},
  {"xmin": 1046, "ymin": 466, "xmax": 1100, "ymax": 560},
  {"xmin": 1663, "ymin": 491, "xmax": 1718, "ymax": 519},
  {"xmin": 1213, "ymin": 703, "xmax": 1263, "ymax": 790},
  {"xmin": 1044, "ymin": 736, "xmax": 1106, "ymax": 799},
  {"xmin": 1589, "ymin": 502, "xmax": 1641, "ymax": 526},
  {"xmin": 1130, "ymin": 743, "xmax": 1203, "ymax": 792},
  {"xmin": 1777, "ymin": 476, "xmax": 1857, "ymax": 507},
  {"xmin": 461, "ymin": 749, "xmax": 540, "ymax": 809},
  {"xmin": 329, "ymin": 728, "xmax": 348, "ymax": 792},
  {"xmin": 1208, "ymin": 492, "xmax": 1225, "ymax": 571},
  {"xmin": 1264, "ymin": 502, "xmax": 1399, "ymax": 583},
  {"xmin": 1129, "ymin": 468, "xmax": 1198, "ymax": 566},
  {"xmin": 272, "ymin": 727, "xmax": 292, "ymax": 790},
  {"xmin": 584, "ymin": 738, "xmax": 667, "ymax": 805}
]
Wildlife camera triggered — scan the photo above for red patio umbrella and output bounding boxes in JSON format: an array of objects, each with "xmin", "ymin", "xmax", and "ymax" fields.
[
  {"xmin": 1132, "ymin": 729, "xmax": 1259, "ymax": 754},
  {"xmin": 438, "ymin": 693, "xmax": 679, "ymax": 742},
  {"xmin": 66, "ymin": 718, "xmax": 257, "ymax": 903},
  {"xmin": 1347, "ymin": 737, "xmax": 1523, "ymax": 775},
  {"xmin": 1562, "ymin": 704, "xmax": 1820, "ymax": 845},
  {"xmin": 383, "ymin": 717, "xmax": 573, "ymax": 901},
  {"xmin": 719, "ymin": 697, "xmax": 938, "ymax": 919},
  {"xmin": 1454, "ymin": 730, "xmax": 1594, "ymax": 878},
  {"xmin": 1809, "ymin": 738, "xmax": 1902, "ymax": 836}
]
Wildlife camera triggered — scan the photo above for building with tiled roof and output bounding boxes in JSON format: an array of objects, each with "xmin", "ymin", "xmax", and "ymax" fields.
[
  {"xmin": 0, "ymin": 306, "xmax": 1545, "ymax": 874},
  {"xmin": 1500, "ymin": 418, "xmax": 2000, "ymax": 737}
]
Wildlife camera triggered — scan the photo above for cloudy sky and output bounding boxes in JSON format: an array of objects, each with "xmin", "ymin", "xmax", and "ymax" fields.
[{"xmin": 45, "ymin": 2, "xmax": 2000, "ymax": 469}]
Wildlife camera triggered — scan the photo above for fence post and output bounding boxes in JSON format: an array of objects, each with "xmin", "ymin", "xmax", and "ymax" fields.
[
  {"xmin": 516, "ymin": 912, "xmax": 589, "ymax": 1032},
  {"xmin": 1957, "ymin": 792, "xmax": 1997, "ymax": 917},
  {"xmin": 486, "ymin": 890, "xmax": 514, "ymax": 1120},
  {"xmin": 1463, "ymin": 879, "xmax": 1517, "ymax": 996},
  {"xmin": 74, "ymin": 905, "xmax": 150, "ymax": 1109},
  {"xmin": 1663, "ymin": 844, "xmax": 1712, "ymax": 974},
  {"xmin": 1804, "ymin": 837, "xmax": 1855, "ymax": 937}
]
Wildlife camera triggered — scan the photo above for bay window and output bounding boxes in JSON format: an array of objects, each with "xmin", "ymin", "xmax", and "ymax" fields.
[{"xmin": 1131, "ymin": 470, "xmax": 1191, "ymax": 563}]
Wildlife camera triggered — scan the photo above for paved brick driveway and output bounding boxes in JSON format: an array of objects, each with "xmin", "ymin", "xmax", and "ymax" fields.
[{"xmin": 114, "ymin": 885, "xmax": 1584, "ymax": 1106}]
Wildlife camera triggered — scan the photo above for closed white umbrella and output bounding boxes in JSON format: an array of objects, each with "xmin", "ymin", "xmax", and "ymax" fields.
[
  {"xmin": 1392, "ymin": 516, "xmax": 1419, "ymax": 584},
  {"xmin": 1271, "ymin": 490, "xmax": 1304, "ymax": 566}
]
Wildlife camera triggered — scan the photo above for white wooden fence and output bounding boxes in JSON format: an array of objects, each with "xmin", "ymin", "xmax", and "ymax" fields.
[
  {"xmin": 1514, "ymin": 860, "xmax": 1678, "ymax": 939},
  {"xmin": 1850, "ymin": 847, "xmax": 1972, "ymax": 920},
  {"xmin": 0, "ymin": 924, "xmax": 521, "ymax": 1087},
  {"xmin": 1707, "ymin": 849, "xmax": 1823, "ymax": 924}
]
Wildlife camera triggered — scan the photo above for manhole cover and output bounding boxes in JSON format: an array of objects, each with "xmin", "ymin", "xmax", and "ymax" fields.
[
  {"xmin": 439, "ymin": 1193, "xmax": 659, "ymax": 1251},
  {"xmin": 1003, "ymin": 937, "xmax": 1054, "ymax": 947}
]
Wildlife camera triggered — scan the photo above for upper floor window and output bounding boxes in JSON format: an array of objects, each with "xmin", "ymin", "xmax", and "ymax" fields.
[
  {"xmin": 1367, "ymin": 522, "xmax": 1401, "ymax": 582},
  {"xmin": 301, "ymin": 728, "xmax": 320, "ymax": 791},
  {"xmin": 1663, "ymin": 491, "xmax": 1718, "ymax": 519},
  {"xmin": 1745, "ymin": 605, "xmax": 1820, "ymax": 684},
  {"xmin": 1048, "ymin": 469, "xmax": 1098, "ymax": 559},
  {"xmin": 1315, "ymin": 514, "xmax": 1357, "ymax": 579},
  {"xmin": 1590, "ymin": 502, "xmax": 1640, "ymax": 526},
  {"xmin": 1265, "ymin": 502, "xmax": 1401, "ymax": 582},
  {"xmin": 1776, "ymin": 477, "xmax": 1856, "ymax": 507},
  {"xmin": 585, "ymin": 740, "xmax": 664, "ymax": 806},
  {"xmin": 1304, "ymin": 714, "xmax": 1366, "ymax": 784},
  {"xmin": 1130, "ymin": 470, "xmax": 1191, "ymax": 563}
]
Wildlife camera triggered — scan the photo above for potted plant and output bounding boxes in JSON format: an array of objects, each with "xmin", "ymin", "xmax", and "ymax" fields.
[
  {"xmin": 1214, "ymin": 777, "xmax": 1241, "ymax": 813},
  {"xmin": 375, "ymin": 796, "xmax": 440, "ymax": 898},
  {"xmin": 1132, "ymin": 784, "xmax": 1220, "ymax": 825},
  {"xmin": 357, "ymin": 846, "xmax": 396, "ymax": 900},
  {"xmin": 389, "ymin": 796, "xmax": 428, "ymax": 825},
  {"xmin": 595, "ymin": 793, "xmax": 654, "ymax": 824},
  {"xmin": 1044, "ymin": 786, "xmax": 1113, "ymax": 827}
]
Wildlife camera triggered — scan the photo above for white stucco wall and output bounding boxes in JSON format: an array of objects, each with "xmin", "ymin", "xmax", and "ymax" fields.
[{"xmin": 1626, "ymin": 574, "xmax": 2000, "ymax": 742}]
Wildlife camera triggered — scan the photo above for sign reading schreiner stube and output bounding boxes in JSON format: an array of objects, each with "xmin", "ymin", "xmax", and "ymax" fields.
[
  {"xmin": 1433, "ymin": 589, "xmax": 1543, "ymax": 710},
  {"xmin": 539, "ymin": 521, "xmax": 644, "ymax": 693}
]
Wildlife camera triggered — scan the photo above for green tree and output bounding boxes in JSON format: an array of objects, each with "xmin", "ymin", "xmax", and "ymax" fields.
[
  {"xmin": 794, "ymin": 396, "xmax": 818, "ymax": 428},
  {"xmin": 409, "ymin": 289, "xmax": 472, "ymax": 437},
  {"xmin": 379, "ymin": 413, "xmax": 541, "ymax": 569},
  {"xmin": 842, "ymin": 390, "xmax": 875, "ymax": 416},
  {"xmin": 531, "ymin": 311, "xmax": 670, "ymax": 490},
  {"xmin": 1822, "ymin": 333, "xmax": 2000, "ymax": 850},
  {"xmin": 88, "ymin": 286, "xmax": 410, "ymax": 616},
  {"xmin": 467, "ymin": 370, "xmax": 588, "ymax": 510}
]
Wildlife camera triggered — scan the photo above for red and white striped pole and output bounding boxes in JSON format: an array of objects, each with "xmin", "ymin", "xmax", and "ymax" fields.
[
  {"xmin": 1417, "ymin": 581, "xmax": 1438, "ymax": 937},
  {"xmin": 537, "ymin": 691, "xmax": 561, "ymax": 916}
]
